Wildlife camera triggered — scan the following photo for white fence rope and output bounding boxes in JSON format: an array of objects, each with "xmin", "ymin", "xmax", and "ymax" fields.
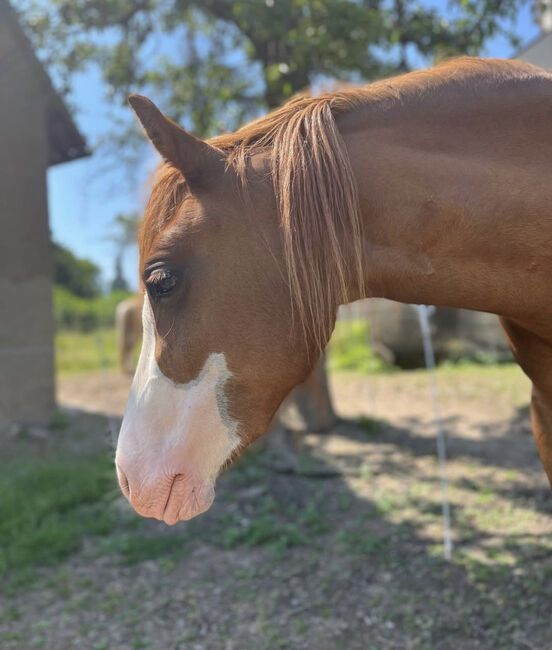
[{"xmin": 416, "ymin": 304, "xmax": 453, "ymax": 561}]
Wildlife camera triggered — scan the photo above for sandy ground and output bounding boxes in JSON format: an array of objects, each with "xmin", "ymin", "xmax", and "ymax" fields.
[{"xmin": 3, "ymin": 366, "xmax": 552, "ymax": 650}]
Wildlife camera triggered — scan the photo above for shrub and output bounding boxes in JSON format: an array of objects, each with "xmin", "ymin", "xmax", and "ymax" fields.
[
  {"xmin": 327, "ymin": 319, "xmax": 393, "ymax": 373},
  {"xmin": 53, "ymin": 286, "xmax": 133, "ymax": 332}
]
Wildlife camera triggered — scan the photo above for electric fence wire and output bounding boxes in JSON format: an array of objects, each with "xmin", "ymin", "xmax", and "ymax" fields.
[{"xmin": 416, "ymin": 304, "xmax": 453, "ymax": 561}]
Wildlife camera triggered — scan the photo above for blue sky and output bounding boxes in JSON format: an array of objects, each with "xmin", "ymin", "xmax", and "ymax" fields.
[{"xmin": 46, "ymin": 1, "xmax": 540, "ymax": 292}]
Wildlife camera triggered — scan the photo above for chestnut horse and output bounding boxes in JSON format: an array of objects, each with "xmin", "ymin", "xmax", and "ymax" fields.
[
  {"xmin": 116, "ymin": 57, "xmax": 552, "ymax": 525},
  {"xmin": 115, "ymin": 294, "xmax": 143, "ymax": 375},
  {"xmin": 115, "ymin": 295, "xmax": 337, "ymax": 428}
]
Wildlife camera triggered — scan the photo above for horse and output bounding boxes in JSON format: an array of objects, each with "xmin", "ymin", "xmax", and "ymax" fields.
[
  {"xmin": 115, "ymin": 292, "xmax": 337, "ymax": 427},
  {"xmin": 115, "ymin": 294, "xmax": 144, "ymax": 375},
  {"xmin": 115, "ymin": 57, "xmax": 552, "ymax": 525}
]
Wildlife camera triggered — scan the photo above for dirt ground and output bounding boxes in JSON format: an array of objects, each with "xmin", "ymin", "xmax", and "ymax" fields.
[{"xmin": 3, "ymin": 365, "xmax": 552, "ymax": 650}]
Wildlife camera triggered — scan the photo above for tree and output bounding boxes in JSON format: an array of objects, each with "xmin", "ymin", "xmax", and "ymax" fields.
[
  {"xmin": 106, "ymin": 212, "xmax": 140, "ymax": 291},
  {"xmin": 17, "ymin": 0, "xmax": 530, "ymax": 141},
  {"xmin": 109, "ymin": 212, "xmax": 140, "ymax": 251},
  {"xmin": 111, "ymin": 254, "xmax": 129, "ymax": 292},
  {"xmin": 52, "ymin": 242, "xmax": 101, "ymax": 298}
]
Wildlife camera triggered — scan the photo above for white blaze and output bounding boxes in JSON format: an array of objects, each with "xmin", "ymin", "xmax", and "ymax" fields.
[{"xmin": 115, "ymin": 295, "xmax": 239, "ymax": 522}]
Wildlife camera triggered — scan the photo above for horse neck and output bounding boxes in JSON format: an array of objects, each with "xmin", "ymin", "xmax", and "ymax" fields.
[{"xmin": 337, "ymin": 80, "xmax": 552, "ymax": 321}]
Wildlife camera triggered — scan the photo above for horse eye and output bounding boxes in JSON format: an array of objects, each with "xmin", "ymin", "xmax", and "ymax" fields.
[{"xmin": 147, "ymin": 269, "xmax": 178, "ymax": 298}]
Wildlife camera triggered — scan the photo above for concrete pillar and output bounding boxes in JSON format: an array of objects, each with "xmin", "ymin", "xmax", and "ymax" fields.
[{"xmin": 0, "ymin": 23, "xmax": 56, "ymax": 427}]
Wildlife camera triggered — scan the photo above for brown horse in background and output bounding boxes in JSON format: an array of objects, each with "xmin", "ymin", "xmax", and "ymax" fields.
[
  {"xmin": 116, "ymin": 58, "xmax": 552, "ymax": 524},
  {"xmin": 115, "ymin": 295, "xmax": 143, "ymax": 375}
]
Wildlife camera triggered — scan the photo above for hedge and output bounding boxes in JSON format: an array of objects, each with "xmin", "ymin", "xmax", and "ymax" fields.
[{"xmin": 53, "ymin": 286, "xmax": 134, "ymax": 332}]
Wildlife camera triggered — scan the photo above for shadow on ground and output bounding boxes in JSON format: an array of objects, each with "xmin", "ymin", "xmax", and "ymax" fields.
[{"xmin": 1, "ymin": 391, "xmax": 552, "ymax": 650}]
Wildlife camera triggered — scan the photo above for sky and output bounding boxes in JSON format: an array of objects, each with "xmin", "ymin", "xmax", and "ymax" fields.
[{"xmin": 45, "ymin": 1, "xmax": 541, "ymax": 292}]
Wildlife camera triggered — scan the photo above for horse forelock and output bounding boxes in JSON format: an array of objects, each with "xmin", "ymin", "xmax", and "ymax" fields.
[{"xmin": 138, "ymin": 164, "xmax": 189, "ymax": 274}]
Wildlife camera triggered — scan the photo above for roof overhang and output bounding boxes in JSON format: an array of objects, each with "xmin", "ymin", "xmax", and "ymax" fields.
[
  {"xmin": 1, "ymin": 0, "xmax": 89, "ymax": 166},
  {"xmin": 513, "ymin": 30, "xmax": 552, "ymax": 68}
]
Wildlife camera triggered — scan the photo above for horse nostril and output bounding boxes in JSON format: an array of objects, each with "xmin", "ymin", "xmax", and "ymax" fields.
[{"xmin": 116, "ymin": 464, "xmax": 130, "ymax": 499}]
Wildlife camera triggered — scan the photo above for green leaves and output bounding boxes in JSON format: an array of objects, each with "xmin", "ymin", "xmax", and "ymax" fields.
[
  {"xmin": 53, "ymin": 242, "xmax": 102, "ymax": 299},
  {"xmin": 16, "ymin": 0, "xmax": 528, "ymax": 154}
]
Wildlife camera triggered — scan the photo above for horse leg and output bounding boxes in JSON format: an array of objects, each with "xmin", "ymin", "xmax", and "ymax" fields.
[
  {"xmin": 286, "ymin": 352, "xmax": 337, "ymax": 432},
  {"xmin": 122, "ymin": 343, "xmax": 134, "ymax": 375},
  {"xmin": 120, "ymin": 325, "xmax": 135, "ymax": 376},
  {"xmin": 500, "ymin": 316, "xmax": 552, "ymax": 486},
  {"xmin": 270, "ymin": 351, "xmax": 337, "ymax": 434}
]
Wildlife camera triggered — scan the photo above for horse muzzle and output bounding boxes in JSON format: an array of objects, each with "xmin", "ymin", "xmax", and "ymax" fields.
[{"xmin": 116, "ymin": 462, "xmax": 215, "ymax": 524}]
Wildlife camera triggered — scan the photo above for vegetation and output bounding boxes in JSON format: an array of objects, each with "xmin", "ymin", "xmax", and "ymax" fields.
[
  {"xmin": 52, "ymin": 242, "xmax": 102, "ymax": 299},
  {"xmin": 0, "ymin": 452, "xmax": 115, "ymax": 578},
  {"xmin": 108, "ymin": 212, "xmax": 140, "ymax": 292},
  {"xmin": 327, "ymin": 319, "xmax": 393, "ymax": 373},
  {"xmin": 1, "ymin": 364, "xmax": 550, "ymax": 649},
  {"xmin": 53, "ymin": 286, "xmax": 131, "ymax": 332},
  {"xmin": 18, "ymin": 0, "xmax": 528, "ymax": 145},
  {"xmin": 55, "ymin": 327, "xmax": 118, "ymax": 373}
]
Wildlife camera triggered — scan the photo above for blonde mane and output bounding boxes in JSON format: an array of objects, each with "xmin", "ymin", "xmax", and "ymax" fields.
[
  {"xmin": 209, "ymin": 90, "xmax": 368, "ymax": 349},
  {"xmin": 143, "ymin": 58, "xmax": 536, "ymax": 349}
]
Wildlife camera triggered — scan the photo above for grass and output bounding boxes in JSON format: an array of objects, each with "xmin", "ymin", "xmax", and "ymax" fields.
[
  {"xmin": 55, "ymin": 328, "xmax": 118, "ymax": 374},
  {"xmin": 0, "ymin": 452, "xmax": 116, "ymax": 580},
  {"xmin": 326, "ymin": 318, "xmax": 516, "ymax": 376},
  {"xmin": 2, "ymin": 380, "xmax": 552, "ymax": 648},
  {"xmin": 220, "ymin": 512, "xmax": 309, "ymax": 552},
  {"xmin": 97, "ymin": 532, "xmax": 188, "ymax": 565},
  {"xmin": 0, "ymin": 441, "xmax": 322, "ymax": 584}
]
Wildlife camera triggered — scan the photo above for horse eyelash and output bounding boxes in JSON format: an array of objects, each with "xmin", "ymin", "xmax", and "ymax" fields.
[{"xmin": 146, "ymin": 269, "xmax": 171, "ymax": 284}]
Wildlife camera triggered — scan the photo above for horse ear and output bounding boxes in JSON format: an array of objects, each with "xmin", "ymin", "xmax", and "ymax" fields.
[{"xmin": 128, "ymin": 94, "xmax": 225, "ymax": 186}]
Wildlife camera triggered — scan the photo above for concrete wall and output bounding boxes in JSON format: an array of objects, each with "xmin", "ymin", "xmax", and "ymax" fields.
[{"xmin": 0, "ymin": 20, "xmax": 56, "ymax": 426}]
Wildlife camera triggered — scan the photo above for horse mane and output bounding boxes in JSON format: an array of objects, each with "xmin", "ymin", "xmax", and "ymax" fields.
[
  {"xmin": 209, "ymin": 90, "xmax": 368, "ymax": 350},
  {"xmin": 142, "ymin": 57, "xmax": 543, "ymax": 350},
  {"xmin": 141, "ymin": 86, "xmax": 367, "ymax": 350}
]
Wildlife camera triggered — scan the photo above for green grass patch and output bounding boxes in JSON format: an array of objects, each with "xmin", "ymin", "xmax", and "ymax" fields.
[
  {"xmin": 336, "ymin": 527, "xmax": 391, "ymax": 557},
  {"xmin": 220, "ymin": 513, "xmax": 309, "ymax": 552},
  {"xmin": 55, "ymin": 328, "xmax": 118, "ymax": 373},
  {"xmin": 98, "ymin": 533, "xmax": 188, "ymax": 564},
  {"xmin": 215, "ymin": 495, "xmax": 330, "ymax": 556},
  {"xmin": 356, "ymin": 415, "xmax": 384, "ymax": 434},
  {"xmin": 0, "ymin": 452, "xmax": 116, "ymax": 579}
]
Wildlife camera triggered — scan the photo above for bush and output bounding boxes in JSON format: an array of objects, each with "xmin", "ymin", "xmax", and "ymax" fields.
[
  {"xmin": 327, "ymin": 319, "xmax": 393, "ymax": 373},
  {"xmin": 53, "ymin": 286, "xmax": 133, "ymax": 332},
  {"xmin": 52, "ymin": 242, "xmax": 102, "ymax": 298}
]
